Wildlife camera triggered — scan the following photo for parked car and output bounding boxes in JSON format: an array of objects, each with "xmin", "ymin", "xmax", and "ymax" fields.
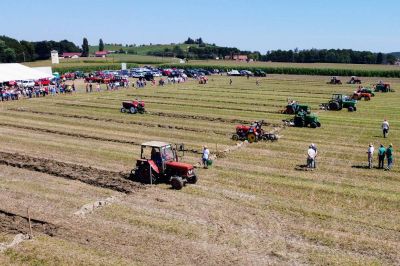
[
  {"xmin": 35, "ymin": 79, "xmax": 50, "ymax": 86},
  {"xmin": 240, "ymin": 70, "xmax": 254, "ymax": 76},
  {"xmin": 22, "ymin": 80, "xmax": 35, "ymax": 87},
  {"xmin": 254, "ymin": 69, "xmax": 266, "ymax": 77},
  {"xmin": 227, "ymin": 70, "xmax": 241, "ymax": 76}
]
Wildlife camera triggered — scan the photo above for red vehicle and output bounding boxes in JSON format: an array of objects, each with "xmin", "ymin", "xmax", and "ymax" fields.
[
  {"xmin": 162, "ymin": 69, "xmax": 172, "ymax": 76},
  {"xmin": 35, "ymin": 78, "xmax": 50, "ymax": 86},
  {"xmin": 61, "ymin": 72, "xmax": 76, "ymax": 80},
  {"xmin": 232, "ymin": 120, "xmax": 277, "ymax": 143},
  {"xmin": 120, "ymin": 99, "xmax": 145, "ymax": 114},
  {"xmin": 130, "ymin": 141, "xmax": 197, "ymax": 190}
]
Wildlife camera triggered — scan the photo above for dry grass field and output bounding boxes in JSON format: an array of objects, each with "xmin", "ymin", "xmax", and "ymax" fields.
[{"xmin": 0, "ymin": 75, "xmax": 399, "ymax": 265}]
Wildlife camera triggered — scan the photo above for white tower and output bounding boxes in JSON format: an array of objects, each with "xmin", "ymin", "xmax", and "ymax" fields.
[{"xmin": 51, "ymin": 50, "xmax": 59, "ymax": 64}]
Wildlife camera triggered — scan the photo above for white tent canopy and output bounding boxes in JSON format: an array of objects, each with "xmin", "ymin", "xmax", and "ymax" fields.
[{"xmin": 0, "ymin": 63, "xmax": 53, "ymax": 83}]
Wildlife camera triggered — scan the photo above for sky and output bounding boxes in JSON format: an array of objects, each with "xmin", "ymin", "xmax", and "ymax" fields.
[{"xmin": 1, "ymin": 0, "xmax": 399, "ymax": 53}]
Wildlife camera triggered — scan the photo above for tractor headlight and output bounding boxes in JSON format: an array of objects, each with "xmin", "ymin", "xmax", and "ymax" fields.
[{"xmin": 188, "ymin": 169, "xmax": 193, "ymax": 175}]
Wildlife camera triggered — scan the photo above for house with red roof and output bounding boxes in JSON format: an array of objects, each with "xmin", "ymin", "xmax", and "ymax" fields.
[
  {"xmin": 62, "ymin": 52, "xmax": 82, "ymax": 58},
  {"xmin": 95, "ymin": 51, "xmax": 109, "ymax": 57}
]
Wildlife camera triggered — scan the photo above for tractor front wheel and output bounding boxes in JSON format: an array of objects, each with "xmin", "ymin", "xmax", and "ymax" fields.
[
  {"xmin": 171, "ymin": 176, "xmax": 184, "ymax": 190},
  {"xmin": 310, "ymin": 122, "xmax": 317, "ymax": 128},
  {"xmin": 247, "ymin": 133, "xmax": 256, "ymax": 143},
  {"xmin": 120, "ymin": 108, "xmax": 126, "ymax": 113},
  {"xmin": 316, "ymin": 122, "xmax": 321, "ymax": 127},
  {"xmin": 232, "ymin": 134, "xmax": 239, "ymax": 141},
  {"xmin": 187, "ymin": 175, "xmax": 198, "ymax": 184},
  {"xmin": 348, "ymin": 107, "xmax": 354, "ymax": 112}
]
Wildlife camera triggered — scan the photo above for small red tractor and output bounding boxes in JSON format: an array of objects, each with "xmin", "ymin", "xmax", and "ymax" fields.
[
  {"xmin": 130, "ymin": 141, "xmax": 197, "ymax": 190},
  {"xmin": 121, "ymin": 99, "xmax": 145, "ymax": 114},
  {"xmin": 198, "ymin": 76, "xmax": 208, "ymax": 84},
  {"xmin": 327, "ymin": 76, "xmax": 342, "ymax": 85},
  {"xmin": 351, "ymin": 87, "xmax": 374, "ymax": 100},
  {"xmin": 232, "ymin": 120, "xmax": 278, "ymax": 143},
  {"xmin": 347, "ymin": 76, "xmax": 362, "ymax": 84}
]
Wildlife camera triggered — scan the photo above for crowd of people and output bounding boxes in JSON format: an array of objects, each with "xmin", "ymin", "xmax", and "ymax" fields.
[
  {"xmin": 1, "ymin": 82, "xmax": 75, "ymax": 101},
  {"xmin": 85, "ymin": 80, "xmax": 130, "ymax": 93}
]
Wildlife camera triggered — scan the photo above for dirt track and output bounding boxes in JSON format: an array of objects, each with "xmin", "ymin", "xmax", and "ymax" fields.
[
  {"xmin": 0, "ymin": 151, "xmax": 142, "ymax": 194},
  {"xmin": 0, "ymin": 209, "xmax": 57, "ymax": 236},
  {"xmin": 9, "ymin": 108, "xmax": 228, "ymax": 136}
]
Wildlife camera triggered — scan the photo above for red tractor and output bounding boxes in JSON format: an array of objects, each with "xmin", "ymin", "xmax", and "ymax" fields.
[
  {"xmin": 328, "ymin": 76, "xmax": 342, "ymax": 85},
  {"xmin": 232, "ymin": 120, "xmax": 277, "ymax": 143},
  {"xmin": 130, "ymin": 141, "xmax": 198, "ymax": 190},
  {"xmin": 347, "ymin": 76, "xmax": 362, "ymax": 84},
  {"xmin": 121, "ymin": 99, "xmax": 145, "ymax": 114}
]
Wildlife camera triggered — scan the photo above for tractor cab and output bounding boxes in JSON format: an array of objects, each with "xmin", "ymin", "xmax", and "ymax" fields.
[
  {"xmin": 328, "ymin": 94, "xmax": 357, "ymax": 111},
  {"xmin": 131, "ymin": 141, "xmax": 197, "ymax": 189}
]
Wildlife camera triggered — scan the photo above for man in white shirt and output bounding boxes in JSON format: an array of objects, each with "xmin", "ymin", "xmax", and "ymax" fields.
[
  {"xmin": 367, "ymin": 143, "xmax": 374, "ymax": 169},
  {"xmin": 202, "ymin": 146, "xmax": 210, "ymax": 169},
  {"xmin": 382, "ymin": 119, "xmax": 389, "ymax": 138},
  {"xmin": 307, "ymin": 145, "xmax": 316, "ymax": 168}
]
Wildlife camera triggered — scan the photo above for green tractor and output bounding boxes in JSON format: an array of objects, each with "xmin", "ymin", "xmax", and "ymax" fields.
[
  {"xmin": 282, "ymin": 102, "xmax": 310, "ymax": 115},
  {"xmin": 293, "ymin": 110, "xmax": 321, "ymax": 128},
  {"xmin": 322, "ymin": 94, "xmax": 357, "ymax": 112},
  {"xmin": 374, "ymin": 83, "xmax": 392, "ymax": 93}
]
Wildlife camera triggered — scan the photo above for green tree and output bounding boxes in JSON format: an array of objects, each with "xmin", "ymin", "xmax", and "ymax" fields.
[
  {"xmin": 82, "ymin": 38, "xmax": 89, "ymax": 57},
  {"xmin": 3, "ymin": 47, "xmax": 16, "ymax": 62},
  {"xmin": 386, "ymin": 54, "xmax": 396, "ymax": 65},
  {"xmin": 99, "ymin": 39, "xmax": 104, "ymax": 51},
  {"xmin": 376, "ymin": 52, "xmax": 383, "ymax": 64}
]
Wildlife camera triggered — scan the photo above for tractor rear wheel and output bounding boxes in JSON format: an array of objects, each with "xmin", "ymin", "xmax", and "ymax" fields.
[
  {"xmin": 130, "ymin": 107, "xmax": 137, "ymax": 114},
  {"xmin": 294, "ymin": 116, "xmax": 305, "ymax": 127},
  {"xmin": 329, "ymin": 101, "xmax": 340, "ymax": 110},
  {"xmin": 171, "ymin": 176, "xmax": 184, "ymax": 190},
  {"xmin": 247, "ymin": 133, "xmax": 256, "ymax": 143}
]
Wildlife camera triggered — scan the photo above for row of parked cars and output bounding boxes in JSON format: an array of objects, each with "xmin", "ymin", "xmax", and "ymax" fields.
[{"xmin": 227, "ymin": 69, "xmax": 266, "ymax": 77}]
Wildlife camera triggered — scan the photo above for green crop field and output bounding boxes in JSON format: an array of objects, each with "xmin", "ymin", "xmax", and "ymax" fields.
[{"xmin": 0, "ymin": 75, "xmax": 399, "ymax": 265}]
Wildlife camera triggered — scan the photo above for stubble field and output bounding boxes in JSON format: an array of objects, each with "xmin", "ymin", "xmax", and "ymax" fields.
[{"xmin": 0, "ymin": 75, "xmax": 399, "ymax": 265}]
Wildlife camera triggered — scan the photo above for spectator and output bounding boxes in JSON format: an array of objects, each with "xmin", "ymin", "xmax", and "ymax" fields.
[
  {"xmin": 378, "ymin": 144, "xmax": 386, "ymax": 169},
  {"xmin": 382, "ymin": 119, "xmax": 389, "ymax": 138},
  {"xmin": 307, "ymin": 145, "xmax": 316, "ymax": 169},
  {"xmin": 386, "ymin": 144, "xmax": 394, "ymax": 170},
  {"xmin": 202, "ymin": 146, "xmax": 210, "ymax": 169},
  {"xmin": 367, "ymin": 143, "xmax": 374, "ymax": 169}
]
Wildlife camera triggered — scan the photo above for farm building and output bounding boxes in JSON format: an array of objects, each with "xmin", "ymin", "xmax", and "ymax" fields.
[
  {"xmin": 95, "ymin": 51, "xmax": 109, "ymax": 58},
  {"xmin": 224, "ymin": 55, "xmax": 248, "ymax": 61},
  {"xmin": 62, "ymin": 52, "xmax": 82, "ymax": 58}
]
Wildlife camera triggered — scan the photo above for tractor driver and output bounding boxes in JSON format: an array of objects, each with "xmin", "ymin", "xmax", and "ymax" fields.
[{"xmin": 151, "ymin": 147, "xmax": 162, "ymax": 169}]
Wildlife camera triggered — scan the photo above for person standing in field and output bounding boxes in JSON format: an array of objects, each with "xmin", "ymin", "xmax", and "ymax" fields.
[
  {"xmin": 89, "ymin": 82, "xmax": 93, "ymax": 92},
  {"xmin": 382, "ymin": 119, "xmax": 389, "ymax": 138},
  {"xmin": 307, "ymin": 145, "xmax": 316, "ymax": 169},
  {"xmin": 202, "ymin": 146, "xmax": 210, "ymax": 169},
  {"xmin": 367, "ymin": 143, "xmax": 374, "ymax": 169},
  {"xmin": 256, "ymin": 79, "xmax": 259, "ymax": 86},
  {"xmin": 229, "ymin": 78, "xmax": 232, "ymax": 85},
  {"xmin": 378, "ymin": 144, "xmax": 386, "ymax": 169},
  {"xmin": 96, "ymin": 83, "xmax": 100, "ymax": 92},
  {"xmin": 311, "ymin": 143, "xmax": 318, "ymax": 168},
  {"xmin": 386, "ymin": 144, "xmax": 394, "ymax": 170},
  {"xmin": 85, "ymin": 83, "xmax": 89, "ymax": 93}
]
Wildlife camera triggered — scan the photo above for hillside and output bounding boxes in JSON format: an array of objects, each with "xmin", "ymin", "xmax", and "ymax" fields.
[
  {"xmin": 389, "ymin": 52, "xmax": 400, "ymax": 58},
  {"xmin": 89, "ymin": 43, "xmax": 198, "ymax": 55}
]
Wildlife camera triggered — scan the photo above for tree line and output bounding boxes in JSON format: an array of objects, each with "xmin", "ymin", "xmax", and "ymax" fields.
[{"xmin": 262, "ymin": 49, "xmax": 397, "ymax": 65}]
